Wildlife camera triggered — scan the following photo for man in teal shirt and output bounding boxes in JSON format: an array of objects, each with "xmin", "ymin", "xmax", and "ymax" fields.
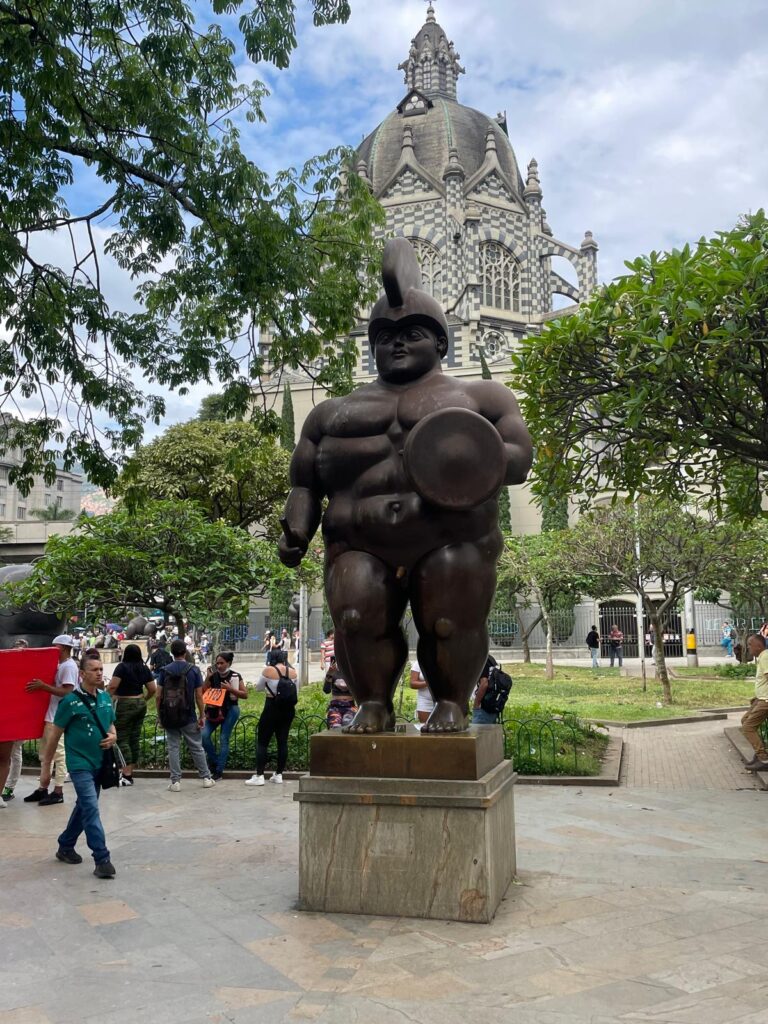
[{"xmin": 49, "ymin": 653, "xmax": 118, "ymax": 877}]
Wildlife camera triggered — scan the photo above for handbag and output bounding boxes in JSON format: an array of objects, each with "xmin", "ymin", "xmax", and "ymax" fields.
[{"xmin": 79, "ymin": 691, "xmax": 125, "ymax": 790}]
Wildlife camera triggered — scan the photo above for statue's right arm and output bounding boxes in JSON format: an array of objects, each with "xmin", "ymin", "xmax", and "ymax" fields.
[{"xmin": 278, "ymin": 405, "xmax": 326, "ymax": 567}]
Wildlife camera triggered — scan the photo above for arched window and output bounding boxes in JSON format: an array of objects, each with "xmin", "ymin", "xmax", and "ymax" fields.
[
  {"xmin": 409, "ymin": 238, "xmax": 442, "ymax": 301},
  {"xmin": 480, "ymin": 242, "xmax": 520, "ymax": 312}
]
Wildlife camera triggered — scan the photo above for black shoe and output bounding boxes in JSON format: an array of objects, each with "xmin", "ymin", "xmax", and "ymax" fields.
[
  {"xmin": 38, "ymin": 791, "xmax": 64, "ymax": 805},
  {"xmin": 23, "ymin": 788, "xmax": 48, "ymax": 803},
  {"xmin": 56, "ymin": 847, "xmax": 83, "ymax": 865},
  {"xmin": 212, "ymin": 771, "xmax": 224, "ymax": 781},
  {"xmin": 118, "ymin": 774, "xmax": 134, "ymax": 786},
  {"xmin": 94, "ymin": 860, "xmax": 116, "ymax": 879}
]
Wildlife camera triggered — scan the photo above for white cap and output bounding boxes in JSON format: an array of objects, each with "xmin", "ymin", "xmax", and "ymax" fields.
[{"xmin": 52, "ymin": 634, "xmax": 75, "ymax": 647}]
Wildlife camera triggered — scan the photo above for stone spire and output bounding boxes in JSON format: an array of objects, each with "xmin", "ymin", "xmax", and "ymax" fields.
[
  {"xmin": 398, "ymin": 4, "xmax": 465, "ymax": 100},
  {"xmin": 524, "ymin": 158, "xmax": 542, "ymax": 200}
]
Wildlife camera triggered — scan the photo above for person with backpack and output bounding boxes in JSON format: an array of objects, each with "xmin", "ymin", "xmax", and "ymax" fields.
[
  {"xmin": 201, "ymin": 651, "xmax": 247, "ymax": 780},
  {"xmin": 245, "ymin": 649, "xmax": 298, "ymax": 787},
  {"xmin": 155, "ymin": 638, "xmax": 214, "ymax": 792},
  {"xmin": 149, "ymin": 638, "xmax": 173, "ymax": 680},
  {"xmin": 471, "ymin": 655, "xmax": 512, "ymax": 724},
  {"xmin": 586, "ymin": 625, "xmax": 601, "ymax": 669}
]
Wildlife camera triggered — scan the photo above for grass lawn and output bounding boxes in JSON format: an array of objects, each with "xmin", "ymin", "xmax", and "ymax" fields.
[{"xmin": 497, "ymin": 663, "xmax": 753, "ymax": 721}]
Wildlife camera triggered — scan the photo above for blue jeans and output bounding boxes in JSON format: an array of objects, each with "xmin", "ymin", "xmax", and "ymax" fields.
[
  {"xmin": 58, "ymin": 768, "xmax": 110, "ymax": 864},
  {"xmin": 590, "ymin": 647, "xmax": 599, "ymax": 668},
  {"xmin": 202, "ymin": 703, "xmax": 240, "ymax": 773},
  {"xmin": 472, "ymin": 708, "xmax": 500, "ymax": 725}
]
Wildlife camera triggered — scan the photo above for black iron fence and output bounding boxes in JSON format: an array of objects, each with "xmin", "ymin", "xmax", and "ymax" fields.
[{"xmin": 21, "ymin": 709, "xmax": 609, "ymax": 777}]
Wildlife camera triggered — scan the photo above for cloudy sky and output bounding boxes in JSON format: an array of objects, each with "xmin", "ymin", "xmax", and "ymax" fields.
[{"xmin": 17, "ymin": 0, "xmax": 768, "ymax": 443}]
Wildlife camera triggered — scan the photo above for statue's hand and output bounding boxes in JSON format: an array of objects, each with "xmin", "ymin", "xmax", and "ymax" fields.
[{"xmin": 278, "ymin": 534, "xmax": 307, "ymax": 568}]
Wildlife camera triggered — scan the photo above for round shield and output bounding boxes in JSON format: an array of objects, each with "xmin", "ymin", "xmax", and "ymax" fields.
[{"xmin": 403, "ymin": 408, "xmax": 506, "ymax": 510}]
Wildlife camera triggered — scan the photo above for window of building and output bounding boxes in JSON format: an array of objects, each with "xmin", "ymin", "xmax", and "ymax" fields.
[
  {"xmin": 56, "ymin": 495, "xmax": 63, "ymax": 508},
  {"xmin": 409, "ymin": 238, "xmax": 442, "ymax": 301},
  {"xmin": 57, "ymin": 479, "xmax": 64, "ymax": 491},
  {"xmin": 0, "ymin": 503, "xmax": 5, "ymax": 518},
  {"xmin": 480, "ymin": 242, "xmax": 520, "ymax": 312},
  {"xmin": 17, "ymin": 506, "xmax": 25, "ymax": 520}
]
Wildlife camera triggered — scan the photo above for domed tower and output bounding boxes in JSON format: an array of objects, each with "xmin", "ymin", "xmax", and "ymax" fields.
[{"xmin": 353, "ymin": 3, "xmax": 597, "ymax": 372}]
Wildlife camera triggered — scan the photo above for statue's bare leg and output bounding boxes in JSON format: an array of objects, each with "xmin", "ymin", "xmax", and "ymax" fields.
[
  {"xmin": 410, "ymin": 534, "xmax": 501, "ymax": 733},
  {"xmin": 325, "ymin": 550, "xmax": 408, "ymax": 734}
]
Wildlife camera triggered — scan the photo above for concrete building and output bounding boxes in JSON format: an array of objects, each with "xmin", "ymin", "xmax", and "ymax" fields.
[{"xmin": 0, "ymin": 421, "xmax": 82, "ymax": 563}]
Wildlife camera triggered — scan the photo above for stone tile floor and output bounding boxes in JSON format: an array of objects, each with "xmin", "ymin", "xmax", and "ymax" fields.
[{"xmin": 1, "ymin": 714, "xmax": 766, "ymax": 1024}]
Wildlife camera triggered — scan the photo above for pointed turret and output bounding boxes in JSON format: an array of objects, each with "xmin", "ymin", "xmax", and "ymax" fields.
[{"xmin": 397, "ymin": 3, "xmax": 465, "ymax": 100}]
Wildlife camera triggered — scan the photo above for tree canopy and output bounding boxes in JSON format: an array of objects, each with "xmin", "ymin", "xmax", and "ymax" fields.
[
  {"xmin": 564, "ymin": 500, "xmax": 743, "ymax": 700},
  {"xmin": 0, "ymin": 0, "xmax": 383, "ymax": 493},
  {"xmin": 0, "ymin": 499, "xmax": 293, "ymax": 630},
  {"xmin": 115, "ymin": 420, "xmax": 291, "ymax": 534},
  {"xmin": 512, "ymin": 212, "xmax": 768, "ymax": 518}
]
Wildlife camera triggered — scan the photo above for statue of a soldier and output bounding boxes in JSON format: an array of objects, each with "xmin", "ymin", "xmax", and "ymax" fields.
[{"xmin": 278, "ymin": 238, "xmax": 532, "ymax": 733}]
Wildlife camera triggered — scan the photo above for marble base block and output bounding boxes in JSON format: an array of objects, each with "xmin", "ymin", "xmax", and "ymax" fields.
[{"xmin": 294, "ymin": 755, "xmax": 516, "ymax": 923}]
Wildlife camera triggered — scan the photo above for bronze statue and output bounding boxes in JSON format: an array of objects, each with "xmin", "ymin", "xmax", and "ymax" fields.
[{"xmin": 279, "ymin": 238, "xmax": 532, "ymax": 733}]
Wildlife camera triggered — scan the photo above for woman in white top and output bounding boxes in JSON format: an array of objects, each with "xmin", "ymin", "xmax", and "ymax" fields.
[
  {"xmin": 410, "ymin": 659, "xmax": 435, "ymax": 726},
  {"xmin": 245, "ymin": 650, "xmax": 298, "ymax": 787}
]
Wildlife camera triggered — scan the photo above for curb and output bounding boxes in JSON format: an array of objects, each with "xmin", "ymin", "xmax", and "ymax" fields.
[
  {"xmin": 584, "ymin": 712, "xmax": 728, "ymax": 729},
  {"xmin": 724, "ymin": 726, "xmax": 768, "ymax": 791},
  {"xmin": 515, "ymin": 735, "xmax": 623, "ymax": 787}
]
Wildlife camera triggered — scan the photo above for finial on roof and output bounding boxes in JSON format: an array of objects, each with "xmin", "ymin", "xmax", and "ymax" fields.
[
  {"xmin": 524, "ymin": 158, "xmax": 542, "ymax": 199},
  {"xmin": 580, "ymin": 230, "xmax": 599, "ymax": 251},
  {"xmin": 426, "ymin": 3, "xmax": 436, "ymax": 23}
]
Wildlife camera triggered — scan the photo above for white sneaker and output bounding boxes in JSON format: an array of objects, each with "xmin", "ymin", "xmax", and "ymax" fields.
[
  {"xmin": 0, "ymin": 796, "xmax": 6, "ymax": 808},
  {"xmin": 167, "ymin": 781, "xmax": 181, "ymax": 792},
  {"xmin": 270, "ymin": 773, "xmax": 283, "ymax": 785},
  {"xmin": 202, "ymin": 777, "xmax": 215, "ymax": 788},
  {"xmin": 244, "ymin": 774, "xmax": 265, "ymax": 786}
]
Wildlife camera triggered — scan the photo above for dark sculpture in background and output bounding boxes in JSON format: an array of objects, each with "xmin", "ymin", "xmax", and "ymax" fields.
[
  {"xmin": 0, "ymin": 564, "xmax": 64, "ymax": 648},
  {"xmin": 279, "ymin": 238, "xmax": 532, "ymax": 733}
]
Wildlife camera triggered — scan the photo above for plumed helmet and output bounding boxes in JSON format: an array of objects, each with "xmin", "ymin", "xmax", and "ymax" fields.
[{"xmin": 368, "ymin": 237, "xmax": 449, "ymax": 351}]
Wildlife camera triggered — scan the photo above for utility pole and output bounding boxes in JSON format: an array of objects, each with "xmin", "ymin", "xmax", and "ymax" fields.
[
  {"xmin": 684, "ymin": 589, "xmax": 699, "ymax": 668},
  {"xmin": 299, "ymin": 583, "xmax": 309, "ymax": 689}
]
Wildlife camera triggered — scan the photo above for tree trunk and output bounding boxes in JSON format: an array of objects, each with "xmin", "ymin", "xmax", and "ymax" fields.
[
  {"xmin": 517, "ymin": 611, "xmax": 543, "ymax": 664},
  {"xmin": 648, "ymin": 610, "xmax": 672, "ymax": 703},
  {"xmin": 543, "ymin": 609, "xmax": 554, "ymax": 680}
]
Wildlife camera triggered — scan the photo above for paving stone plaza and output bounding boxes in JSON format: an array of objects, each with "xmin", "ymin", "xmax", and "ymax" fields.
[{"xmin": 2, "ymin": 713, "xmax": 767, "ymax": 1024}]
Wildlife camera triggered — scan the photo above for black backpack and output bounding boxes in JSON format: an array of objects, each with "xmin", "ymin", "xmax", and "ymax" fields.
[
  {"xmin": 480, "ymin": 665, "xmax": 512, "ymax": 716},
  {"xmin": 158, "ymin": 663, "xmax": 192, "ymax": 728},
  {"xmin": 268, "ymin": 664, "xmax": 298, "ymax": 706}
]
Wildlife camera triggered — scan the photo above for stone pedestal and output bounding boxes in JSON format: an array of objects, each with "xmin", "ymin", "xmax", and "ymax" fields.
[{"xmin": 293, "ymin": 728, "xmax": 516, "ymax": 923}]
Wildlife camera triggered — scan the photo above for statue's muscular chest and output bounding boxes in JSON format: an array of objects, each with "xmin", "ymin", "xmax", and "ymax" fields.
[{"xmin": 316, "ymin": 378, "xmax": 476, "ymax": 490}]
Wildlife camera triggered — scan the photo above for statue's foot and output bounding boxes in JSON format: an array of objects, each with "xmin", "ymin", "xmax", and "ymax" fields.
[
  {"xmin": 343, "ymin": 701, "xmax": 396, "ymax": 734},
  {"xmin": 421, "ymin": 701, "xmax": 468, "ymax": 734}
]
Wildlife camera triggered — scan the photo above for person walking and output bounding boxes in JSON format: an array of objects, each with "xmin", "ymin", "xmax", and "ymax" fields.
[
  {"xmin": 50, "ymin": 652, "xmax": 117, "ymax": 878},
  {"xmin": 201, "ymin": 652, "xmax": 247, "ymax": 780},
  {"xmin": 23, "ymin": 634, "xmax": 79, "ymax": 805},
  {"xmin": 608, "ymin": 624, "xmax": 624, "ymax": 668},
  {"xmin": 410, "ymin": 658, "xmax": 434, "ymax": 727},
  {"xmin": 586, "ymin": 625, "xmax": 600, "ymax": 669},
  {"xmin": 721, "ymin": 621, "xmax": 735, "ymax": 658},
  {"xmin": 742, "ymin": 633, "xmax": 768, "ymax": 771},
  {"xmin": 245, "ymin": 650, "xmax": 298, "ymax": 787},
  {"xmin": 107, "ymin": 643, "xmax": 156, "ymax": 786},
  {"xmin": 156, "ymin": 638, "xmax": 214, "ymax": 792}
]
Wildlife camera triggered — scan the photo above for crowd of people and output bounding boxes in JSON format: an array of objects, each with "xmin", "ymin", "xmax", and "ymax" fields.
[{"xmin": 5, "ymin": 624, "xmax": 768, "ymax": 878}]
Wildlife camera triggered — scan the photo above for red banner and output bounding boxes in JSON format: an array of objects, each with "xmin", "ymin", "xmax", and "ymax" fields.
[{"xmin": 0, "ymin": 648, "xmax": 60, "ymax": 742}]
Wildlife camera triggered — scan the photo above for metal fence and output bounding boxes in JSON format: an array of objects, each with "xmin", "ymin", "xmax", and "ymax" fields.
[{"xmin": 21, "ymin": 709, "xmax": 608, "ymax": 777}]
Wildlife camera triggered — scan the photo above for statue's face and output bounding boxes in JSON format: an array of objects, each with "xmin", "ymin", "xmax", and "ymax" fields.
[{"xmin": 374, "ymin": 324, "xmax": 443, "ymax": 383}]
